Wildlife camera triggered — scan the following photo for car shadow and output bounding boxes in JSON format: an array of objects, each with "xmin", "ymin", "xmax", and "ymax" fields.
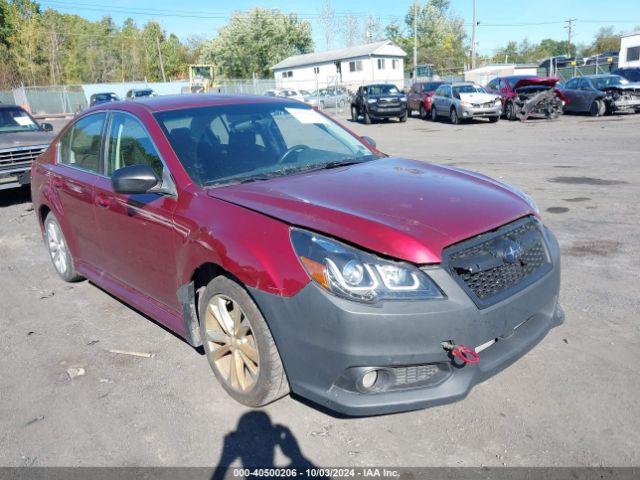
[
  {"xmin": 0, "ymin": 185, "xmax": 31, "ymax": 208},
  {"xmin": 211, "ymin": 411, "xmax": 327, "ymax": 479}
]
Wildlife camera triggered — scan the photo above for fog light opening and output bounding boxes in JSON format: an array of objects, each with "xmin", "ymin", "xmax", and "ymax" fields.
[{"xmin": 359, "ymin": 370, "xmax": 379, "ymax": 391}]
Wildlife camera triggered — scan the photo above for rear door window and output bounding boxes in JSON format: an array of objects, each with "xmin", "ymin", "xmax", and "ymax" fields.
[{"xmin": 58, "ymin": 113, "xmax": 106, "ymax": 174}]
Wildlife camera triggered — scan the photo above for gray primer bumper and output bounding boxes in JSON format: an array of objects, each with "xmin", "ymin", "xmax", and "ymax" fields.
[{"xmin": 249, "ymin": 226, "xmax": 563, "ymax": 416}]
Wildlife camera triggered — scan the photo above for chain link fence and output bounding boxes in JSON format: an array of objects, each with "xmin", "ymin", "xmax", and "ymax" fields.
[
  {"xmin": 0, "ymin": 85, "xmax": 87, "ymax": 116},
  {"xmin": 538, "ymin": 62, "xmax": 619, "ymax": 83}
]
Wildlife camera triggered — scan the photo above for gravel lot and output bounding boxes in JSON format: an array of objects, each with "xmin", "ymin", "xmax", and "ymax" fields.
[{"xmin": 1, "ymin": 111, "xmax": 639, "ymax": 468}]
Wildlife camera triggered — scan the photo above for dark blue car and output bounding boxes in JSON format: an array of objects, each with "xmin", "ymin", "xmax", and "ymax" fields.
[{"xmin": 89, "ymin": 92, "xmax": 119, "ymax": 107}]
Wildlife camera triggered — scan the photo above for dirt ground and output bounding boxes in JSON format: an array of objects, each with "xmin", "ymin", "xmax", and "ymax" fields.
[{"xmin": 1, "ymin": 111, "xmax": 639, "ymax": 468}]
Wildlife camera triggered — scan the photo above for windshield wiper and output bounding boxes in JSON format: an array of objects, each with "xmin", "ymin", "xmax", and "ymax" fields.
[{"xmin": 319, "ymin": 159, "xmax": 364, "ymax": 170}]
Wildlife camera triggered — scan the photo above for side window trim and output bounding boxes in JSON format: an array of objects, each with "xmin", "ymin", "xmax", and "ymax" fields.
[
  {"xmin": 56, "ymin": 111, "xmax": 109, "ymax": 178},
  {"xmin": 106, "ymin": 109, "xmax": 178, "ymax": 197}
]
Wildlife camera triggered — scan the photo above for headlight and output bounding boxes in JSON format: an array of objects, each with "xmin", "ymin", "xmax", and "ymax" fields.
[
  {"xmin": 494, "ymin": 100, "xmax": 502, "ymax": 106},
  {"xmin": 399, "ymin": 96, "xmax": 407, "ymax": 102},
  {"xmin": 290, "ymin": 228, "xmax": 444, "ymax": 303},
  {"xmin": 460, "ymin": 101, "xmax": 471, "ymax": 108},
  {"xmin": 367, "ymin": 98, "xmax": 377, "ymax": 104}
]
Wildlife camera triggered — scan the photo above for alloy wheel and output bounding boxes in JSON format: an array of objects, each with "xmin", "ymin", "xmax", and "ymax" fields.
[
  {"xmin": 47, "ymin": 220, "xmax": 68, "ymax": 275},
  {"xmin": 204, "ymin": 295, "xmax": 259, "ymax": 392}
]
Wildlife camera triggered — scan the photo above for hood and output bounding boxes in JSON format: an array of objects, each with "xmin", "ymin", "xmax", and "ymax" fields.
[
  {"xmin": 513, "ymin": 77, "xmax": 559, "ymax": 89},
  {"xmin": 369, "ymin": 93, "xmax": 403, "ymax": 99},
  {"xmin": 600, "ymin": 82, "xmax": 640, "ymax": 92},
  {"xmin": 0, "ymin": 130, "xmax": 55, "ymax": 150},
  {"xmin": 458, "ymin": 92, "xmax": 498, "ymax": 104},
  {"xmin": 208, "ymin": 158, "xmax": 534, "ymax": 264}
]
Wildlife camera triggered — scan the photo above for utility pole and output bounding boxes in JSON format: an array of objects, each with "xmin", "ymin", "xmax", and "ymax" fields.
[
  {"xmin": 471, "ymin": 0, "xmax": 477, "ymax": 69},
  {"xmin": 565, "ymin": 18, "xmax": 576, "ymax": 57},
  {"xmin": 156, "ymin": 35, "xmax": 167, "ymax": 83},
  {"xmin": 413, "ymin": 1, "xmax": 418, "ymax": 80}
]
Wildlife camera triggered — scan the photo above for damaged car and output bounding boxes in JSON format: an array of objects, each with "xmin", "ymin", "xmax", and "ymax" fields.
[
  {"xmin": 485, "ymin": 76, "xmax": 566, "ymax": 121},
  {"xmin": 31, "ymin": 95, "xmax": 563, "ymax": 416},
  {"xmin": 561, "ymin": 75, "xmax": 640, "ymax": 116}
]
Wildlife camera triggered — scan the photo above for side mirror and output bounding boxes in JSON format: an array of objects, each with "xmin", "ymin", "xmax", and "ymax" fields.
[
  {"xmin": 361, "ymin": 136, "xmax": 376, "ymax": 148},
  {"xmin": 40, "ymin": 123, "xmax": 53, "ymax": 132},
  {"xmin": 112, "ymin": 165, "xmax": 159, "ymax": 194}
]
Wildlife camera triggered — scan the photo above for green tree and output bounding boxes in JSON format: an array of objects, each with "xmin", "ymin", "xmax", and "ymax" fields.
[
  {"xmin": 584, "ymin": 26, "xmax": 621, "ymax": 56},
  {"xmin": 201, "ymin": 8, "xmax": 313, "ymax": 78},
  {"xmin": 385, "ymin": 0, "xmax": 467, "ymax": 72}
]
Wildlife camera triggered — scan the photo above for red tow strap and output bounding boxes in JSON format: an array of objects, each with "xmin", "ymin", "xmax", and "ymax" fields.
[{"xmin": 442, "ymin": 342, "xmax": 480, "ymax": 365}]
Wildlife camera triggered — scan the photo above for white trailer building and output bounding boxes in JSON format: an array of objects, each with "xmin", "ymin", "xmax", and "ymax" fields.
[
  {"xmin": 619, "ymin": 31, "xmax": 640, "ymax": 68},
  {"xmin": 271, "ymin": 41, "xmax": 407, "ymax": 92}
]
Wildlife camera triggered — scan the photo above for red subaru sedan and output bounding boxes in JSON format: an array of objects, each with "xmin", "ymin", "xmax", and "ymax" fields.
[{"xmin": 31, "ymin": 95, "xmax": 563, "ymax": 416}]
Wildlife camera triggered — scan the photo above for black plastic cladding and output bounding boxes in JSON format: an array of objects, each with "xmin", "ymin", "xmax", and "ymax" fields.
[{"xmin": 442, "ymin": 216, "xmax": 553, "ymax": 309}]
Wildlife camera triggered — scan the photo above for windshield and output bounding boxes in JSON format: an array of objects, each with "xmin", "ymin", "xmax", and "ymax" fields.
[
  {"xmin": 368, "ymin": 85, "xmax": 399, "ymax": 95},
  {"xmin": 423, "ymin": 82, "xmax": 444, "ymax": 92},
  {"xmin": 0, "ymin": 107, "xmax": 40, "ymax": 133},
  {"xmin": 155, "ymin": 103, "xmax": 378, "ymax": 187},
  {"xmin": 453, "ymin": 85, "xmax": 486, "ymax": 96},
  {"xmin": 94, "ymin": 93, "xmax": 118, "ymax": 101},
  {"xmin": 591, "ymin": 76, "xmax": 629, "ymax": 89},
  {"xmin": 135, "ymin": 90, "xmax": 154, "ymax": 97}
]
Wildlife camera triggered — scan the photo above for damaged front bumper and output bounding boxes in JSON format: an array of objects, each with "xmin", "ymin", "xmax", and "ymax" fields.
[{"xmin": 250, "ymin": 223, "xmax": 563, "ymax": 416}]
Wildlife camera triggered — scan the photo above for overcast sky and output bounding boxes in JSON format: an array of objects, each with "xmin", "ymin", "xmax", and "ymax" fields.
[{"xmin": 38, "ymin": 0, "xmax": 640, "ymax": 55}]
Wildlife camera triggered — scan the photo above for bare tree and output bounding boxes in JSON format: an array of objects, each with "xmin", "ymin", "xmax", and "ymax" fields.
[
  {"xmin": 340, "ymin": 14, "xmax": 360, "ymax": 48},
  {"xmin": 318, "ymin": 0, "xmax": 336, "ymax": 51}
]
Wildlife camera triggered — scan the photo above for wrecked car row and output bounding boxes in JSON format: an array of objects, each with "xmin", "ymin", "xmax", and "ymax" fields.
[{"xmin": 397, "ymin": 73, "xmax": 640, "ymax": 125}]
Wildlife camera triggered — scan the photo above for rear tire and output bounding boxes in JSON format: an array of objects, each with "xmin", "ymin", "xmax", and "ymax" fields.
[
  {"xmin": 44, "ymin": 213, "xmax": 83, "ymax": 282},
  {"xmin": 199, "ymin": 276, "xmax": 289, "ymax": 407}
]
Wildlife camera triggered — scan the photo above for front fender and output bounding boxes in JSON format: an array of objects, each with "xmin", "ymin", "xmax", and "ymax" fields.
[{"xmin": 174, "ymin": 189, "xmax": 310, "ymax": 297}]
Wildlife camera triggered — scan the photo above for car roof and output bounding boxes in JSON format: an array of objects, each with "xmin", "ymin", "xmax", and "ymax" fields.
[
  {"xmin": 450, "ymin": 82, "xmax": 476, "ymax": 86},
  {"xmin": 0, "ymin": 104, "xmax": 23, "ymax": 110},
  {"xmin": 82, "ymin": 94, "xmax": 304, "ymax": 114}
]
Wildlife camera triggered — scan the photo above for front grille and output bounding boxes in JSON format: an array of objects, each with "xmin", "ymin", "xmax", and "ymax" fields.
[
  {"xmin": 444, "ymin": 217, "xmax": 552, "ymax": 308},
  {"xmin": 0, "ymin": 145, "xmax": 47, "ymax": 171}
]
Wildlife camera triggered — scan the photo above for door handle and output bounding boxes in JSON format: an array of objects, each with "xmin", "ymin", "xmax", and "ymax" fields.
[
  {"xmin": 52, "ymin": 178, "xmax": 63, "ymax": 190},
  {"xmin": 95, "ymin": 194, "xmax": 111, "ymax": 208}
]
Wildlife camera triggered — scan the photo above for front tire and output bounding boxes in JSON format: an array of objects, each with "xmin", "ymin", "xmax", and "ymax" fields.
[
  {"xmin": 450, "ymin": 107, "xmax": 460, "ymax": 125},
  {"xmin": 399, "ymin": 112, "xmax": 408, "ymax": 122},
  {"xmin": 505, "ymin": 101, "xmax": 517, "ymax": 121},
  {"xmin": 363, "ymin": 110, "xmax": 372, "ymax": 124},
  {"xmin": 489, "ymin": 115, "xmax": 500, "ymax": 123},
  {"xmin": 420, "ymin": 104, "xmax": 428, "ymax": 119},
  {"xmin": 590, "ymin": 99, "xmax": 605, "ymax": 117},
  {"xmin": 431, "ymin": 107, "xmax": 438, "ymax": 121},
  {"xmin": 44, "ymin": 213, "xmax": 83, "ymax": 282},
  {"xmin": 199, "ymin": 276, "xmax": 289, "ymax": 407},
  {"xmin": 351, "ymin": 106, "xmax": 358, "ymax": 122}
]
